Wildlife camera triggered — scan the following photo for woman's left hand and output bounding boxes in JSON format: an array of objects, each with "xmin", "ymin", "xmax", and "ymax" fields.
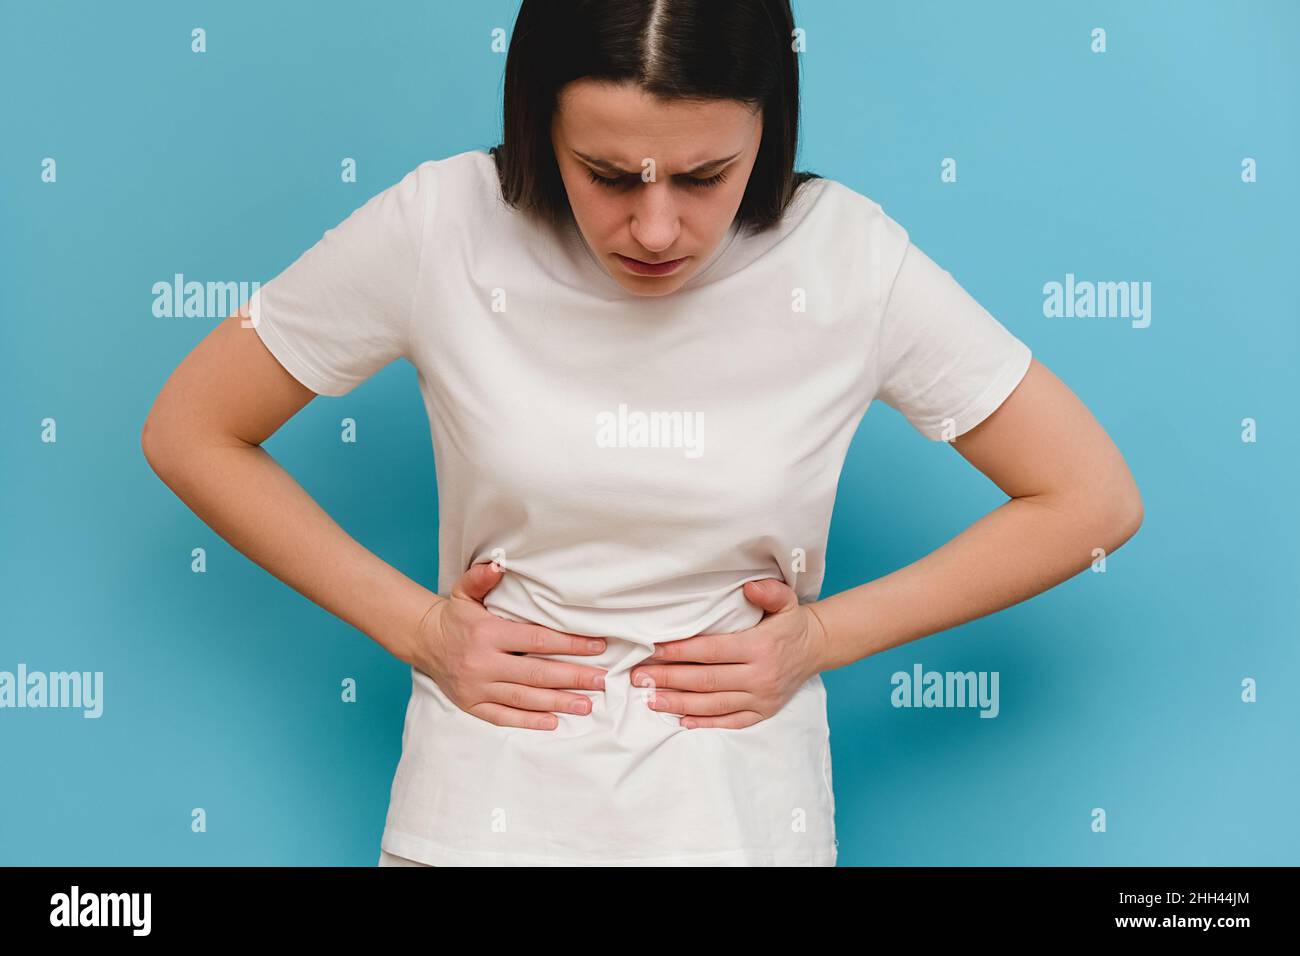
[{"xmin": 628, "ymin": 578, "xmax": 830, "ymax": 729}]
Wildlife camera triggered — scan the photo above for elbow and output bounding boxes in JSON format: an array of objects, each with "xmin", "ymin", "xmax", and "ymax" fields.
[
  {"xmin": 1055, "ymin": 470, "xmax": 1143, "ymax": 555},
  {"xmin": 140, "ymin": 416, "xmax": 161, "ymax": 474},
  {"xmin": 1113, "ymin": 497, "xmax": 1143, "ymax": 549},
  {"xmin": 1126, "ymin": 488, "xmax": 1144, "ymax": 536},
  {"xmin": 140, "ymin": 412, "xmax": 174, "ymax": 478},
  {"xmin": 1102, "ymin": 478, "xmax": 1144, "ymax": 551}
]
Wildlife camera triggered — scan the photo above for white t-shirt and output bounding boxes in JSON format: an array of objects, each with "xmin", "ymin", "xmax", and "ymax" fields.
[{"xmin": 250, "ymin": 149, "xmax": 1032, "ymax": 866}]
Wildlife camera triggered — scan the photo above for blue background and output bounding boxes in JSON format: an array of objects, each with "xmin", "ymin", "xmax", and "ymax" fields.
[{"xmin": 1, "ymin": 0, "xmax": 1296, "ymax": 865}]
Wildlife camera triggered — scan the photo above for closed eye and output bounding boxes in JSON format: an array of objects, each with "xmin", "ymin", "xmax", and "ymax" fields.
[{"xmin": 586, "ymin": 169, "xmax": 728, "ymax": 190}]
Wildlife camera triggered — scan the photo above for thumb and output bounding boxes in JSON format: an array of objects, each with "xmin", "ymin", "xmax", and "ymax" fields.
[
  {"xmin": 453, "ymin": 560, "xmax": 504, "ymax": 603},
  {"xmin": 742, "ymin": 578, "xmax": 797, "ymax": 615}
]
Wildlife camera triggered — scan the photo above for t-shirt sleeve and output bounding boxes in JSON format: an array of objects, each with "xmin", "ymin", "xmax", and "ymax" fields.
[
  {"xmin": 247, "ymin": 163, "xmax": 431, "ymax": 397},
  {"xmin": 872, "ymin": 221, "xmax": 1033, "ymax": 441}
]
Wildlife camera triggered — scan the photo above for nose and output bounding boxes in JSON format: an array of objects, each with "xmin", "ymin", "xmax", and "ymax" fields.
[{"xmin": 628, "ymin": 183, "xmax": 680, "ymax": 255}]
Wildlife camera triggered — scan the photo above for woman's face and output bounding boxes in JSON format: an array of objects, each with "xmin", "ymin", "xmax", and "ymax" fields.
[{"xmin": 551, "ymin": 78, "xmax": 763, "ymax": 297}]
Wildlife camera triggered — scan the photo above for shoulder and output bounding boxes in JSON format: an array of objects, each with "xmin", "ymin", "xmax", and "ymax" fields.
[
  {"xmin": 406, "ymin": 148, "xmax": 500, "ymax": 208},
  {"xmin": 773, "ymin": 176, "xmax": 910, "ymax": 288},
  {"xmin": 796, "ymin": 176, "xmax": 909, "ymax": 250},
  {"xmin": 394, "ymin": 149, "xmax": 518, "ymax": 242}
]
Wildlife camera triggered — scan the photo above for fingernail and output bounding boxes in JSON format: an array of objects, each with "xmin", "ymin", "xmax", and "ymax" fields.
[
  {"xmin": 569, "ymin": 699, "xmax": 589, "ymax": 714},
  {"xmin": 593, "ymin": 674, "xmax": 605, "ymax": 689},
  {"xmin": 587, "ymin": 639, "xmax": 603, "ymax": 652}
]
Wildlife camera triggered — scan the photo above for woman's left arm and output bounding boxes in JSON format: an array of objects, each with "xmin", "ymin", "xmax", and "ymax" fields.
[
  {"xmin": 630, "ymin": 357, "xmax": 1142, "ymax": 728},
  {"xmin": 807, "ymin": 356, "xmax": 1143, "ymax": 671}
]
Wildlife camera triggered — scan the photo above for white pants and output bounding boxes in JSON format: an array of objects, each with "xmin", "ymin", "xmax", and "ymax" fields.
[{"xmin": 378, "ymin": 848, "xmax": 435, "ymax": 866}]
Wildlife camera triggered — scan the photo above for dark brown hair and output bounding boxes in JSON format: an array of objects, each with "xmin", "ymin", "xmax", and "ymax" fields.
[{"xmin": 490, "ymin": 0, "xmax": 819, "ymax": 237}]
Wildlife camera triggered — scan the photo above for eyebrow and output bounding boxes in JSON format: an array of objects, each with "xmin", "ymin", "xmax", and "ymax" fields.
[{"xmin": 570, "ymin": 149, "xmax": 742, "ymax": 177}]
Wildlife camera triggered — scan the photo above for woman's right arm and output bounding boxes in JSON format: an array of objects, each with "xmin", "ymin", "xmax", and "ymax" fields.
[
  {"xmin": 140, "ymin": 311, "xmax": 439, "ymax": 664},
  {"xmin": 140, "ymin": 312, "xmax": 608, "ymax": 729}
]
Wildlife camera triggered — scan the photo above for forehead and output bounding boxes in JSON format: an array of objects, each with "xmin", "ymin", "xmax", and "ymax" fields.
[{"xmin": 553, "ymin": 78, "xmax": 758, "ymax": 165}]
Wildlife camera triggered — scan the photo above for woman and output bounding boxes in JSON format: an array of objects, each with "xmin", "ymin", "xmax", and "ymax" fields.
[{"xmin": 141, "ymin": 0, "xmax": 1143, "ymax": 867}]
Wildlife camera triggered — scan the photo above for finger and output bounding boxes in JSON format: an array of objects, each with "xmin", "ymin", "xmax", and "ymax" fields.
[
  {"xmin": 630, "ymin": 662, "xmax": 751, "ymax": 693},
  {"xmin": 484, "ymin": 682, "xmax": 594, "ymax": 717},
  {"xmin": 452, "ymin": 561, "xmax": 504, "ymax": 604},
  {"xmin": 645, "ymin": 689, "xmax": 753, "ymax": 717},
  {"xmin": 647, "ymin": 632, "xmax": 749, "ymax": 664},
  {"xmin": 742, "ymin": 578, "xmax": 798, "ymax": 615},
  {"xmin": 465, "ymin": 700, "xmax": 560, "ymax": 731},
  {"xmin": 497, "ymin": 653, "xmax": 608, "ymax": 691},
  {"xmin": 496, "ymin": 621, "xmax": 607, "ymax": 657},
  {"xmin": 681, "ymin": 711, "xmax": 765, "ymax": 730}
]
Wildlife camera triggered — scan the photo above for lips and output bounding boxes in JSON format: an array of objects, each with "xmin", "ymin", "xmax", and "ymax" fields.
[{"xmin": 614, "ymin": 253, "xmax": 688, "ymax": 277}]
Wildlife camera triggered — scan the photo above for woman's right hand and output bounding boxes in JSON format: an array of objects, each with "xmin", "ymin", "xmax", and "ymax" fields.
[{"xmin": 407, "ymin": 561, "xmax": 608, "ymax": 730}]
